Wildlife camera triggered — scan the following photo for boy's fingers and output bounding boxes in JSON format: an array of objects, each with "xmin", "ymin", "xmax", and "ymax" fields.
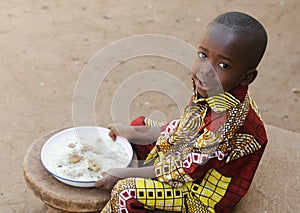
[
  {"xmin": 108, "ymin": 130, "xmax": 117, "ymax": 141},
  {"xmin": 95, "ymin": 179, "xmax": 104, "ymax": 188},
  {"xmin": 107, "ymin": 124, "xmax": 113, "ymax": 129}
]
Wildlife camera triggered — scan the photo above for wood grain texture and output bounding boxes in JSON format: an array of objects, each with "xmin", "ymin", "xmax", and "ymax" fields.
[{"xmin": 23, "ymin": 129, "xmax": 138, "ymax": 212}]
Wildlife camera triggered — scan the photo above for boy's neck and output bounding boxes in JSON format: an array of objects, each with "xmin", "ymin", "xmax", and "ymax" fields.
[
  {"xmin": 196, "ymin": 85, "xmax": 248, "ymax": 101},
  {"xmin": 228, "ymin": 85, "xmax": 248, "ymax": 101}
]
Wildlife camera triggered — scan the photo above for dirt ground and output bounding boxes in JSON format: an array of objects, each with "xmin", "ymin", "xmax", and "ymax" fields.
[{"xmin": 0, "ymin": 0, "xmax": 299, "ymax": 212}]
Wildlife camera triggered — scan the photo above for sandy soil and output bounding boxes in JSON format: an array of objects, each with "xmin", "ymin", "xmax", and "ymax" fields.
[{"xmin": 0, "ymin": 0, "xmax": 299, "ymax": 212}]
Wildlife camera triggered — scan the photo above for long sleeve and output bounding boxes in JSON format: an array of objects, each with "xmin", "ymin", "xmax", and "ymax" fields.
[{"xmin": 154, "ymin": 152, "xmax": 194, "ymax": 188}]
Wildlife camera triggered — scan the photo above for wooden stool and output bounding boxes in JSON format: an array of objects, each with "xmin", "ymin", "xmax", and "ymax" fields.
[{"xmin": 23, "ymin": 130, "xmax": 138, "ymax": 213}]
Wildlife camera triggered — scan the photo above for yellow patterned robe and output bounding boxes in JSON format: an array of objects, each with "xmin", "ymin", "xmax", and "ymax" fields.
[{"xmin": 101, "ymin": 85, "xmax": 268, "ymax": 213}]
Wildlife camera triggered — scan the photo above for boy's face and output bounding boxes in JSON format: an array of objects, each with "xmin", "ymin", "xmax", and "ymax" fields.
[{"xmin": 192, "ymin": 22, "xmax": 254, "ymax": 97}]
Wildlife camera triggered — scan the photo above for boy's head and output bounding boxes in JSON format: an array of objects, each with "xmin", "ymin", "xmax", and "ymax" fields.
[{"xmin": 192, "ymin": 11, "xmax": 268, "ymax": 97}]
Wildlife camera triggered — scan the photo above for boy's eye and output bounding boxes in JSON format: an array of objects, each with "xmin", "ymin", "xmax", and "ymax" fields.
[
  {"xmin": 198, "ymin": 52, "xmax": 207, "ymax": 59},
  {"xmin": 219, "ymin": 62, "xmax": 229, "ymax": 69}
]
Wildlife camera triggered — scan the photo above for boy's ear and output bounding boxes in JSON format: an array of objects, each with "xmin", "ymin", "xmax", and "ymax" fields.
[{"xmin": 240, "ymin": 69, "xmax": 258, "ymax": 86}]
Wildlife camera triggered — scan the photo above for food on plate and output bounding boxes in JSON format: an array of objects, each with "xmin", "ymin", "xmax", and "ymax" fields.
[
  {"xmin": 88, "ymin": 159, "xmax": 101, "ymax": 172},
  {"xmin": 68, "ymin": 143, "xmax": 76, "ymax": 148},
  {"xmin": 69, "ymin": 153, "xmax": 83, "ymax": 164},
  {"xmin": 45, "ymin": 134, "xmax": 131, "ymax": 181}
]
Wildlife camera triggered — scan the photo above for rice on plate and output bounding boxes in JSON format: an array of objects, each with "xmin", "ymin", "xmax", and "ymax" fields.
[{"xmin": 41, "ymin": 126, "xmax": 133, "ymax": 187}]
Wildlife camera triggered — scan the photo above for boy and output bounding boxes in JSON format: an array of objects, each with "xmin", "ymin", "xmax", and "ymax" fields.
[{"xmin": 96, "ymin": 11, "xmax": 268, "ymax": 213}]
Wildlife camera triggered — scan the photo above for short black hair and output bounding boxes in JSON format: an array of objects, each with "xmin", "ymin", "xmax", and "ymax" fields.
[{"xmin": 213, "ymin": 11, "xmax": 268, "ymax": 69}]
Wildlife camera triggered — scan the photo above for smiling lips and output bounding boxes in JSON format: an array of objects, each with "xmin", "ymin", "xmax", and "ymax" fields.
[{"xmin": 193, "ymin": 75, "xmax": 217, "ymax": 90}]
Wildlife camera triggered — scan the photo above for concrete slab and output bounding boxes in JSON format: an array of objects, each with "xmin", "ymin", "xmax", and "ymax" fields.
[
  {"xmin": 233, "ymin": 124, "xmax": 299, "ymax": 213},
  {"xmin": 22, "ymin": 124, "xmax": 299, "ymax": 212}
]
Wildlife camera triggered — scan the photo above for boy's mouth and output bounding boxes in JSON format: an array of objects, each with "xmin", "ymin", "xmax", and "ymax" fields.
[{"xmin": 193, "ymin": 75, "xmax": 216, "ymax": 90}]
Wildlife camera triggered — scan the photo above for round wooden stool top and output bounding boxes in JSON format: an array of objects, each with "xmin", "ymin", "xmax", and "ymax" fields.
[{"xmin": 23, "ymin": 130, "xmax": 138, "ymax": 212}]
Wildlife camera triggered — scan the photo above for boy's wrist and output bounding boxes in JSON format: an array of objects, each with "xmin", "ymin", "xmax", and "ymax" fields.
[{"xmin": 129, "ymin": 126, "xmax": 161, "ymax": 142}]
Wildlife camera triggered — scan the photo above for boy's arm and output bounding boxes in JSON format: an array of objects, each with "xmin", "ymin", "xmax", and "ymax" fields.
[
  {"xmin": 95, "ymin": 166, "xmax": 155, "ymax": 191},
  {"xmin": 108, "ymin": 166, "xmax": 156, "ymax": 178},
  {"xmin": 109, "ymin": 124, "xmax": 161, "ymax": 143}
]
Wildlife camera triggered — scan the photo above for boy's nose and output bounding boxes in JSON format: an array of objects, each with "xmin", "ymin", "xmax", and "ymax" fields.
[{"xmin": 197, "ymin": 62, "xmax": 215, "ymax": 78}]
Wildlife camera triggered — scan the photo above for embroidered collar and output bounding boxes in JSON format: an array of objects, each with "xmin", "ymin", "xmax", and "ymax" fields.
[{"xmin": 192, "ymin": 85, "xmax": 248, "ymax": 112}]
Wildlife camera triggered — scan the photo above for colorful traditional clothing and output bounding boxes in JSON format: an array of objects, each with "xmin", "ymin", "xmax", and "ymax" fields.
[{"xmin": 101, "ymin": 85, "xmax": 268, "ymax": 213}]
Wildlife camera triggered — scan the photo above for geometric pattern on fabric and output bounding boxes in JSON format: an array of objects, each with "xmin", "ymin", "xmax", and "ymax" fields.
[
  {"xmin": 182, "ymin": 150, "xmax": 225, "ymax": 169},
  {"xmin": 144, "ymin": 117, "xmax": 165, "ymax": 127},
  {"xmin": 135, "ymin": 178, "xmax": 185, "ymax": 212},
  {"xmin": 135, "ymin": 169, "xmax": 231, "ymax": 213},
  {"xmin": 247, "ymin": 92, "xmax": 262, "ymax": 121},
  {"xmin": 101, "ymin": 85, "xmax": 267, "ymax": 213},
  {"xmin": 152, "ymin": 103, "xmax": 208, "ymax": 188},
  {"xmin": 154, "ymin": 155, "xmax": 193, "ymax": 188},
  {"xmin": 100, "ymin": 169, "xmax": 231, "ymax": 213},
  {"xmin": 101, "ymin": 178, "xmax": 136, "ymax": 213},
  {"xmin": 192, "ymin": 79, "xmax": 241, "ymax": 113},
  {"xmin": 226, "ymin": 133, "xmax": 262, "ymax": 163},
  {"xmin": 152, "ymin": 93, "xmax": 250, "ymax": 187},
  {"xmin": 195, "ymin": 92, "xmax": 241, "ymax": 113},
  {"xmin": 184, "ymin": 169, "xmax": 232, "ymax": 213}
]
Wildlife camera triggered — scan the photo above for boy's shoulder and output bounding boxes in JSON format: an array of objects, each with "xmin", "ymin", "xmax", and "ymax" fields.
[
  {"xmin": 238, "ymin": 99, "xmax": 268, "ymax": 146},
  {"xmin": 223, "ymin": 96, "xmax": 267, "ymax": 163},
  {"xmin": 228, "ymin": 86, "xmax": 267, "ymax": 146}
]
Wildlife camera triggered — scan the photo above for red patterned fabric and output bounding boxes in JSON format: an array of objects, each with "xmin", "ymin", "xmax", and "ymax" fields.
[
  {"xmin": 126, "ymin": 198, "xmax": 146, "ymax": 213},
  {"xmin": 126, "ymin": 85, "xmax": 267, "ymax": 213},
  {"xmin": 130, "ymin": 116, "xmax": 156, "ymax": 162}
]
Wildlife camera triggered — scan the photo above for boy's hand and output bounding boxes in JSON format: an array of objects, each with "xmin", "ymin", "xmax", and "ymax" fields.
[
  {"xmin": 108, "ymin": 123, "xmax": 161, "ymax": 142},
  {"xmin": 108, "ymin": 124, "xmax": 132, "ymax": 141},
  {"xmin": 95, "ymin": 172, "xmax": 121, "ymax": 191},
  {"xmin": 95, "ymin": 167, "xmax": 156, "ymax": 190}
]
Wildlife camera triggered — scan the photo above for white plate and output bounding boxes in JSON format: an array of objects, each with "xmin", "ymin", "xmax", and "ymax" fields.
[{"xmin": 40, "ymin": 126, "xmax": 133, "ymax": 187}]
